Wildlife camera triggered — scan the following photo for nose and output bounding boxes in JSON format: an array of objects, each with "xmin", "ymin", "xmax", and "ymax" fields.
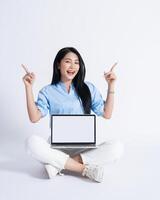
[{"xmin": 70, "ymin": 63, "xmax": 75, "ymax": 68}]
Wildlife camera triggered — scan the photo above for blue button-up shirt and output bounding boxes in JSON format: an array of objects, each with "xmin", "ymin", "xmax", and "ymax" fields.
[{"xmin": 35, "ymin": 81, "xmax": 104, "ymax": 117}]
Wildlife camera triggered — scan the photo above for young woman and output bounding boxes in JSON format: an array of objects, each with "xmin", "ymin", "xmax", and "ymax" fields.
[{"xmin": 23, "ymin": 47, "xmax": 124, "ymax": 183}]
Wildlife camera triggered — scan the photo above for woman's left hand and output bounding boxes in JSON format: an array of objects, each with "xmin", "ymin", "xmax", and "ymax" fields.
[{"xmin": 104, "ymin": 63, "xmax": 117, "ymax": 85}]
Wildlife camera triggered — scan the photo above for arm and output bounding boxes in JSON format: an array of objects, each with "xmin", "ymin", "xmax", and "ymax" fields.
[
  {"xmin": 103, "ymin": 64, "xmax": 117, "ymax": 119},
  {"xmin": 103, "ymin": 83, "xmax": 115, "ymax": 119},
  {"xmin": 23, "ymin": 71, "xmax": 42, "ymax": 123},
  {"xmin": 25, "ymin": 86, "xmax": 42, "ymax": 123}
]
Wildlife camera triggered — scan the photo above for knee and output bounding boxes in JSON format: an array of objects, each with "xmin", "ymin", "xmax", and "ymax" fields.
[
  {"xmin": 26, "ymin": 135, "xmax": 39, "ymax": 149},
  {"xmin": 110, "ymin": 140, "xmax": 124, "ymax": 161},
  {"xmin": 25, "ymin": 135, "xmax": 48, "ymax": 154}
]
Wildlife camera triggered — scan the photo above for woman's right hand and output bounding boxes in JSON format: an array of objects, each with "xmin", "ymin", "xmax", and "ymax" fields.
[{"xmin": 23, "ymin": 72, "xmax": 36, "ymax": 88}]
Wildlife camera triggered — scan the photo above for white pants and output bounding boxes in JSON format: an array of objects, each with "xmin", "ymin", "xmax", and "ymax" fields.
[{"xmin": 26, "ymin": 135, "xmax": 124, "ymax": 170}]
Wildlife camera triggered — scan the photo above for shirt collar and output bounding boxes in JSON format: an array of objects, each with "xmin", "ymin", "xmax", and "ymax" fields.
[{"xmin": 58, "ymin": 81, "xmax": 74, "ymax": 94}]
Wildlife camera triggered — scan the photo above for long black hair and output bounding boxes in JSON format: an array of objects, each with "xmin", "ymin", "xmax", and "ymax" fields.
[{"xmin": 51, "ymin": 47, "xmax": 91, "ymax": 114}]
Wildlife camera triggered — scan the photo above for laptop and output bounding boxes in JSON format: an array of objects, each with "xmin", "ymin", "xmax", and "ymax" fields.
[{"xmin": 50, "ymin": 114, "xmax": 97, "ymax": 148}]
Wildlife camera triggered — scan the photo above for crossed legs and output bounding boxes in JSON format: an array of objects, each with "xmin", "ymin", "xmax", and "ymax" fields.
[{"xmin": 26, "ymin": 135, "xmax": 124, "ymax": 178}]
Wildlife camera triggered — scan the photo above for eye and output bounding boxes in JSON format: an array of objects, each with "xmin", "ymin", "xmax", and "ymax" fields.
[
  {"xmin": 65, "ymin": 61, "xmax": 70, "ymax": 63},
  {"xmin": 75, "ymin": 62, "xmax": 79, "ymax": 65}
]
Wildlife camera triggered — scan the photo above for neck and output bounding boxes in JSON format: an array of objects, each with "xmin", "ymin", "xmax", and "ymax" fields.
[{"xmin": 60, "ymin": 79, "xmax": 72, "ymax": 93}]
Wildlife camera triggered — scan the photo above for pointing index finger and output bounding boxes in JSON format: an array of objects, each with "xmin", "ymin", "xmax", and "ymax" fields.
[
  {"xmin": 110, "ymin": 62, "xmax": 118, "ymax": 72},
  {"xmin": 21, "ymin": 64, "xmax": 30, "ymax": 74}
]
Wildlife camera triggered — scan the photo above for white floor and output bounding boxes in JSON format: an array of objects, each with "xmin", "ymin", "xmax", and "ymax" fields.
[{"xmin": 0, "ymin": 140, "xmax": 160, "ymax": 200}]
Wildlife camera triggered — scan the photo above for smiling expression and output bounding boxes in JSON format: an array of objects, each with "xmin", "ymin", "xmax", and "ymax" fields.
[{"xmin": 58, "ymin": 52, "xmax": 80, "ymax": 82}]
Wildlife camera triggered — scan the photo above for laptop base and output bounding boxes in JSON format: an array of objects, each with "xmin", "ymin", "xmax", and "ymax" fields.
[{"xmin": 50, "ymin": 144, "xmax": 97, "ymax": 149}]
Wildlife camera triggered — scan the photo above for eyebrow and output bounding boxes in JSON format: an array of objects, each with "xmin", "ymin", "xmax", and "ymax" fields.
[{"xmin": 64, "ymin": 58, "xmax": 79, "ymax": 61}]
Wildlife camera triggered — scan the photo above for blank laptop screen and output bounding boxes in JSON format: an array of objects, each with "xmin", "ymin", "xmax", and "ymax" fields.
[{"xmin": 51, "ymin": 115, "xmax": 96, "ymax": 144}]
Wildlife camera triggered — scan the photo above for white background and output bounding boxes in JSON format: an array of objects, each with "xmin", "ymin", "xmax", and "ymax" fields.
[
  {"xmin": 0, "ymin": 0, "xmax": 160, "ymax": 200},
  {"xmin": 0, "ymin": 0, "xmax": 160, "ymax": 145}
]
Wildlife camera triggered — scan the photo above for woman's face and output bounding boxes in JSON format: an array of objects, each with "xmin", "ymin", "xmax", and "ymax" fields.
[{"xmin": 59, "ymin": 52, "xmax": 80, "ymax": 82}]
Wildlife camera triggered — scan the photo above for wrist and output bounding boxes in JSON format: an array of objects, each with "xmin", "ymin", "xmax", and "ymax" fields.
[
  {"xmin": 108, "ymin": 83, "xmax": 115, "ymax": 90},
  {"xmin": 25, "ymin": 85, "xmax": 33, "ymax": 91},
  {"xmin": 108, "ymin": 91, "xmax": 115, "ymax": 94}
]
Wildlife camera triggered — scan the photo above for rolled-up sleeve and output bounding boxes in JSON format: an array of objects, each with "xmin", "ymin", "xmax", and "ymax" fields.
[
  {"xmin": 86, "ymin": 82, "xmax": 105, "ymax": 116},
  {"xmin": 35, "ymin": 89, "xmax": 49, "ymax": 117}
]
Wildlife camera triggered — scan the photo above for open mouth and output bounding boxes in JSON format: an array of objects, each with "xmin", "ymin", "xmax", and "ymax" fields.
[{"xmin": 66, "ymin": 70, "xmax": 76, "ymax": 75}]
